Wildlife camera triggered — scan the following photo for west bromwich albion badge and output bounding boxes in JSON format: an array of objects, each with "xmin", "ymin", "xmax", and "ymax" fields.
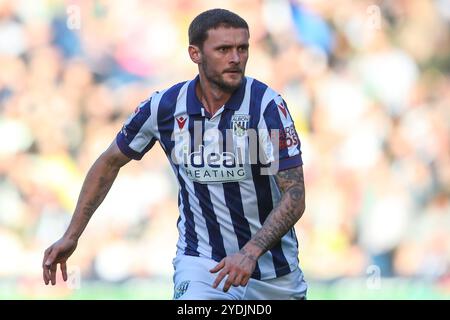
[{"xmin": 231, "ymin": 114, "xmax": 250, "ymax": 137}]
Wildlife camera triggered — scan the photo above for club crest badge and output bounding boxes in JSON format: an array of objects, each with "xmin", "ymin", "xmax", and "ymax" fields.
[
  {"xmin": 231, "ymin": 114, "xmax": 250, "ymax": 137},
  {"xmin": 173, "ymin": 280, "xmax": 190, "ymax": 299}
]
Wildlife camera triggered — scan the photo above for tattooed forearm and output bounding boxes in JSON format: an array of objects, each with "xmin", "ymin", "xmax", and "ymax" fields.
[
  {"xmin": 245, "ymin": 166, "xmax": 305, "ymax": 257},
  {"xmin": 81, "ymin": 176, "xmax": 115, "ymax": 217},
  {"xmin": 64, "ymin": 145, "xmax": 128, "ymax": 241}
]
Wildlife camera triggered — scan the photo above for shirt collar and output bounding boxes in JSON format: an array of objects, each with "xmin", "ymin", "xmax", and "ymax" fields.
[{"xmin": 186, "ymin": 74, "xmax": 247, "ymax": 116}]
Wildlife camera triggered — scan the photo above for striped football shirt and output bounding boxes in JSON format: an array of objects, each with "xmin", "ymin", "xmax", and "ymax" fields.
[{"xmin": 116, "ymin": 75, "xmax": 303, "ymax": 280}]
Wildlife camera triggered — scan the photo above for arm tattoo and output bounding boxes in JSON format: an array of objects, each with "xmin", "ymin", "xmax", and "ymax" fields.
[
  {"xmin": 239, "ymin": 247, "xmax": 257, "ymax": 262},
  {"xmin": 82, "ymin": 176, "xmax": 112, "ymax": 217},
  {"xmin": 78, "ymin": 156, "xmax": 121, "ymax": 220},
  {"xmin": 65, "ymin": 142, "xmax": 129, "ymax": 241},
  {"xmin": 249, "ymin": 166, "xmax": 305, "ymax": 254}
]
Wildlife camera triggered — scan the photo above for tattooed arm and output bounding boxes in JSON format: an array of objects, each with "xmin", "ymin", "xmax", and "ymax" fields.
[
  {"xmin": 245, "ymin": 165, "xmax": 305, "ymax": 255},
  {"xmin": 43, "ymin": 140, "xmax": 131, "ymax": 285},
  {"xmin": 211, "ymin": 166, "xmax": 305, "ymax": 292}
]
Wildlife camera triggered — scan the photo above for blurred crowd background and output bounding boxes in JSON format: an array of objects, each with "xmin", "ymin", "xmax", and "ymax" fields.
[{"xmin": 0, "ymin": 0, "xmax": 449, "ymax": 299}]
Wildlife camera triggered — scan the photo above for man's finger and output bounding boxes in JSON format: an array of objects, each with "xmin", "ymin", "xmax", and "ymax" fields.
[
  {"xmin": 233, "ymin": 274, "xmax": 243, "ymax": 287},
  {"xmin": 61, "ymin": 262, "xmax": 68, "ymax": 281},
  {"xmin": 209, "ymin": 259, "xmax": 225, "ymax": 273},
  {"xmin": 43, "ymin": 267, "xmax": 49, "ymax": 285},
  {"xmin": 42, "ymin": 248, "xmax": 51, "ymax": 268},
  {"xmin": 43, "ymin": 264, "xmax": 52, "ymax": 285},
  {"xmin": 50, "ymin": 264, "xmax": 57, "ymax": 285},
  {"xmin": 223, "ymin": 273, "xmax": 236, "ymax": 292},
  {"xmin": 241, "ymin": 275, "xmax": 250, "ymax": 287},
  {"xmin": 43, "ymin": 248, "xmax": 52, "ymax": 285},
  {"xmin": 45, "ymin": 249, "xmax": 58, "ymax": 268},
  {"xmin": 212, "ymin": 269, "xmax": 228, "ymax": 289}
]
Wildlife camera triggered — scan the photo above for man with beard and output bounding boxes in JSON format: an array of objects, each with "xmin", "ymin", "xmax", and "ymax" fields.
[{"xmin": 43, "ymin": 8, "xmax": 307, "ymax": 300}]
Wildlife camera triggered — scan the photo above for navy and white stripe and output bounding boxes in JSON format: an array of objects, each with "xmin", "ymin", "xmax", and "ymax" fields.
[{"xmin": 116, "ymin": 75, "xmax": 303, "ymax": 280}]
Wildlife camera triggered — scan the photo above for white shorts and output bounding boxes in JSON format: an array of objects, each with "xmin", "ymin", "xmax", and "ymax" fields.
[{"xmin": 172, "ymin": 255, "xmax": 308, "ymax": 300}]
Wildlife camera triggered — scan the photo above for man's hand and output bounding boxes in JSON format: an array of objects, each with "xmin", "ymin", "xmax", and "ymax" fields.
[
  {"xmin": 41, "ymin": 140, "xmax": 130, "ymax": 286},
  {"xmin": 42, "ymin": 237, "xmax": 78, "ymax": 285},
  {"xmin": 209, "ymin": 166, "xmax": 305, "ymax": 293},
  {"xmin": 209, "ymin": 248, "xmax": 257, "ymax": 292}
]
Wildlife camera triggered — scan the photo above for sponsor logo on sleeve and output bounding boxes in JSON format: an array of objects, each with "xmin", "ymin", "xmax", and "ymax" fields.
[{"xmin": 278, "ymin": 124, "xmax": 299, "ymax": 150}]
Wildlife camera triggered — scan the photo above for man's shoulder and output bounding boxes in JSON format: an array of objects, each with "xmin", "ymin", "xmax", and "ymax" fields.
[
  {"xmin": 246, "ymin": 76, "xmax": 268, "ymax": 91},
  {"xmin": 144, "ymin": 80, "xmax": 191, "ymax": 115},
  {"xmin": 246, "ymin": 76, "xmax": 281, "ymax": 107},
  {"xmin": 152, "ymin": 80, "xmax": 190, "ymax": 101}
]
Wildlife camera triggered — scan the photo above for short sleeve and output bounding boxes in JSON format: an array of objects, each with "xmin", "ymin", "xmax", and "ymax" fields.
[
  {"xmin": 116, "ymin": 98, "xmax": 157, "ymax": 160},
  {"xmin": 260, "ymin": 96, "xmax": 302, "ymax": 171}
]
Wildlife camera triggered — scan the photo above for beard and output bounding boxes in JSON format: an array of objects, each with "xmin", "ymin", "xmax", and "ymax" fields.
[{"xmin": 201, "ymin": 57, "xmax": 243, "ymax": 93}]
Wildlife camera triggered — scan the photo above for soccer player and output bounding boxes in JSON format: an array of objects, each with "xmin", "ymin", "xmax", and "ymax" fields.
[{"xmin": 42, "ymin": 8, "xmax": 307, "ymax": 300}]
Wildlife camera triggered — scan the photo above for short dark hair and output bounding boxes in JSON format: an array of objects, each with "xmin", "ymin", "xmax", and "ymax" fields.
[{"xmin": 188, "ymin": 8, "xmax": 249, "ymax": 48}]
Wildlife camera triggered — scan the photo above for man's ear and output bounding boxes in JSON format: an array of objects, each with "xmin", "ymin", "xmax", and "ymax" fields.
[{"xmin": 188, "ymin": 45, "xmax": 202, "ymax": 64}]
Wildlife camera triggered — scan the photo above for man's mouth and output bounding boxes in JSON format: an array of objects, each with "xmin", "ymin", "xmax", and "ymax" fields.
[{"xmin": 224, "ymin": 69, "xmax": 241, "ymax": 74}]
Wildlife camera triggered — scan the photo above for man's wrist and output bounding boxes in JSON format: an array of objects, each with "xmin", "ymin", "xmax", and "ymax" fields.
[
  {"xmin": 63, "ymin": 230, "xmax": 80, "ymax": 242},
  {"xmin": 241, "ymin": 242, "xmax": 264, "ymax": 261}
]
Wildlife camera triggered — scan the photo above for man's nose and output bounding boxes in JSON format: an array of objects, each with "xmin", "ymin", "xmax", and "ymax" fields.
[{"xmin": 229, "ymin": 49, "xmax": 240, "ymax": 64}]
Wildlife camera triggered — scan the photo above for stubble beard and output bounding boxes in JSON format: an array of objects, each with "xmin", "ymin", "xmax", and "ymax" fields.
[{"xmin": 201, "ymin": 57, "xmax": 243, "ymax": 93}]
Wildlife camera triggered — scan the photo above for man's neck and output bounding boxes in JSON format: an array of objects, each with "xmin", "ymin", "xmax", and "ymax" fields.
[{"xmin": 196, "ymin": 75, "xmax": 233, "ymax": 116}]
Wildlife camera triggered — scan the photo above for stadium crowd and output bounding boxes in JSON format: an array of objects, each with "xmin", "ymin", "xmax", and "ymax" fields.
[{"xmin": 0, "ymin": 0, "xmax": 449, "ymax": 297}]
